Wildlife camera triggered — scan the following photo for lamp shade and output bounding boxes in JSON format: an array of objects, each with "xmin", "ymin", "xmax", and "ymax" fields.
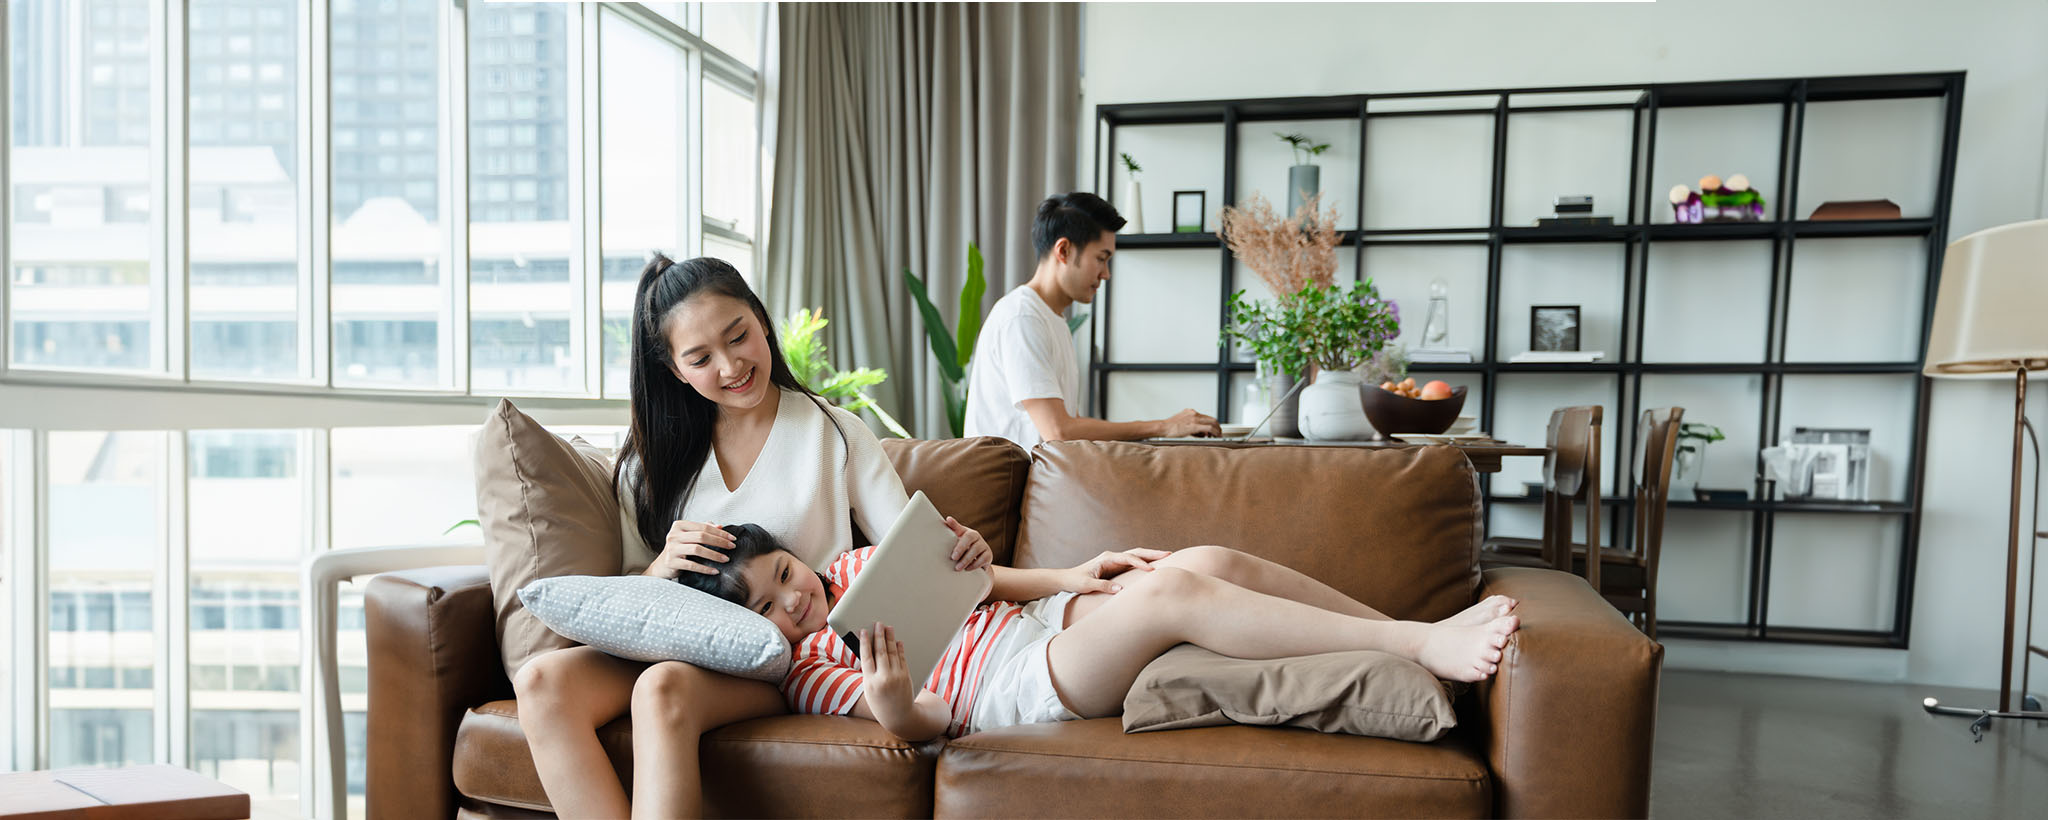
[{"xmin": 1923, "ymin": 218, "xmax": 2048, "ymax": 378}]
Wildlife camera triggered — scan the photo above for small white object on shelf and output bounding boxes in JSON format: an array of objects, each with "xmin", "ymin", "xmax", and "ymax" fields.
[
  {"xmin": 1509, "ymin": 350, "xmax": 1605, "ymax": 363},
  {"xmin": 1408, "ymin": 348, "xmax": 1473, "ymax": 363}
]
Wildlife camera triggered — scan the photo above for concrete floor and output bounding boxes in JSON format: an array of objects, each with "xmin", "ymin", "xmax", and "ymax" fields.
[{"xmin": 1653, "ymin": 670, "xmax": 2048, "ymax": 819}]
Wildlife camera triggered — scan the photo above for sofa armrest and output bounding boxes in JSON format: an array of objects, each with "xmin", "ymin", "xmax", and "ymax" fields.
[
  {"xmin": 1474, "ymin": 567, "xmax": 1662, "ymax": 819},
  {"xmin": 363, "ymin": 563, "xmax": 508, "ymax": 820}
]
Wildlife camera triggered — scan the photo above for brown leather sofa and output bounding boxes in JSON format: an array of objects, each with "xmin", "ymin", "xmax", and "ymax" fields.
[{"xmin": 368, "ymin": 439, "xmax": 1661, "ymax": 819}]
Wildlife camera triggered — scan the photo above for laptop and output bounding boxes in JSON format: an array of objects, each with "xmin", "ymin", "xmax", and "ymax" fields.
[
  {"xmin": 1148, "ymin": 374, "xmax": 1311, "ymax": 442},
  {"xmin": 826, "ymin": 491, "xmax": 991, "ymax": 685}
]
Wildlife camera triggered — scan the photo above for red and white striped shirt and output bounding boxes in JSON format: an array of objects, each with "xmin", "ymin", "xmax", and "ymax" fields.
[{"xmin": 782, "ymin": 546, "xmax": 1021, "ymax": 737}]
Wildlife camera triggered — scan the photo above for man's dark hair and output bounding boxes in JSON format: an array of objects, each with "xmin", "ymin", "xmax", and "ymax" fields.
[{"xmin": 1032, "ymin": 192, "xmax": 1126, "ymax": 260}]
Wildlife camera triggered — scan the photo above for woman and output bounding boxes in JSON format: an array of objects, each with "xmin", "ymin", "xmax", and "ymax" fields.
[{"xmin": 512, "ymin": 254, "xmax": 994, "ymax": 818}]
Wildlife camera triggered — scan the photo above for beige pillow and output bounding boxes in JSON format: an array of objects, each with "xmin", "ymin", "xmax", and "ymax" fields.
[
  {"xmin": 1121, "ymin": 644, "xmax": 1457, "ymax": 742},
  {"xmin": 475, "ymin": 399, "xmax": 623, "ymax": 680}
]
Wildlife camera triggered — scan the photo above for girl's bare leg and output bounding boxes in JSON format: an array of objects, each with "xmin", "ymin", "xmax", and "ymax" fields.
[
  {"xmin": 1047, "ymin": 567, "xmax": 1516, "ymax": 717},
  {"xmin": 628, "ymin": 662, "xmax": 786, "ymax": 820},
  {"xmin": 1112, "ymin": 545, "xmax": 1517, "ymax": 626},
  {"xmin": 514, "ymin": 646, "xmax": 641, "ymax": 819}
]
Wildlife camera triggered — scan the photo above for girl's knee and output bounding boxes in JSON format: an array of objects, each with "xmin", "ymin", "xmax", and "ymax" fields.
[
  {"xmin": 1161, "ymin": 545, "xmax": 1245, "ymax": 576},
  {"xmin": 1127, "ymin": 565, "xmax": 1213, "ymax": 603}
]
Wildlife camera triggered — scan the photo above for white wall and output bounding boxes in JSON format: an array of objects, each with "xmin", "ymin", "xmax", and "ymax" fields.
[{"xmin": 1081, "ymin": 0, "xmax": 2048, "ymax": 690}]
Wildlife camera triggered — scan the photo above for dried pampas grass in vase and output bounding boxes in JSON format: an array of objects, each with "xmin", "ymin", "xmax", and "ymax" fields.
[{"xmin": 1218, "ymin": 191, "xmax": 1342, "ymax": 296}]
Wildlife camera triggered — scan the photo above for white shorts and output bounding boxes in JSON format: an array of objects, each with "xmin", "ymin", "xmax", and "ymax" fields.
[{"xmin": 965, "ymin": 590, "xmax": 1082, "ymax": 735}]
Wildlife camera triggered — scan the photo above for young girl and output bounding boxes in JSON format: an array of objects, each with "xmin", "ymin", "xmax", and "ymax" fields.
[
  {"xmin": 511, "ymin": 254, "xmax": 996, "ymax": 819},
  {"xmin": 683, "ymin": 522, "xmax": 1521, "ymax": 741}
]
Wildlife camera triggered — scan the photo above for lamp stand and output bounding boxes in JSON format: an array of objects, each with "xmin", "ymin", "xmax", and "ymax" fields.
[{"xmin": 1922, "ymin": 366, "xmax": 2048, "ymax": 739}]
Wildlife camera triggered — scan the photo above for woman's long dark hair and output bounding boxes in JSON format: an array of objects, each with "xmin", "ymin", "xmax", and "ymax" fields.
[{"xmin": 613, "ymin": 254, "xmax": 814, "ymax": 555}]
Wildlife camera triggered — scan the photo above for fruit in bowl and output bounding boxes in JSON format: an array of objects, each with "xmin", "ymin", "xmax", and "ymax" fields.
[{"xmin": 1360, "ymin": 383, "xmax": 1469, "ymax": 436}]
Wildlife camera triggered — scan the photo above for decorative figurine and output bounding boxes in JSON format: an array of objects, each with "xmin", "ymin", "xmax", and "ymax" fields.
[{"xmin": 1669, "ymin": 184, "xmax": 1704, "ymax": 224}]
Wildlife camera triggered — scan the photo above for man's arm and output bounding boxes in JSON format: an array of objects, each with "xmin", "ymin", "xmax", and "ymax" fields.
[{"xmin": 1021, "ymin": 398, "xmax": 1219, "ymax": 442}]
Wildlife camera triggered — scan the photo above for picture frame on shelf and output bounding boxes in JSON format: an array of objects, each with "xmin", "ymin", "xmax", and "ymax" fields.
[
  {"xmin": 1530, "ymin": 305, "xmax": 1581, "ymax": 352},
  {"xmin": 1172, "ymin": 190, "xmax": 1206, "ymax": 233}
]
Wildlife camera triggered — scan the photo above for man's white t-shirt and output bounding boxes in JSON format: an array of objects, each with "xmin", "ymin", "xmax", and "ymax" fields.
[{"xmin": 964, "ymin": 286, "xmax": 1079, "ymax": 449}]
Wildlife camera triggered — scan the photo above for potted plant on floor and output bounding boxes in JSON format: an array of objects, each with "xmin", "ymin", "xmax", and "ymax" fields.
[{"xmin": 1219, "ymin": 191, "xmax": 1343, "ymax": 437}]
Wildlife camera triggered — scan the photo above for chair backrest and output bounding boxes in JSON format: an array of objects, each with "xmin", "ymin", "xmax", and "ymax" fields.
[
  {"xmin": 1632, "ymin": 407, "xmax": 1684, "ymax": 605},
  {"xmin": 1539, "ymin": 406, "xmax": 1604, "ymax": 584}
]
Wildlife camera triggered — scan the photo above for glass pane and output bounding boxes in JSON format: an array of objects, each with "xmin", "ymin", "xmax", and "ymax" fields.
[
  {"xmin": 330, "ymin": 426, "xmax": 478, "ymax": 549},
  {"xmin": 469, "ymin": 2, "xmax": 577, "ymax": 394},
  {"xmin": 600, "ymin": 11, "xmax": 687, "ymax": 399},
  {"xmin": 704, "ymin": 79, "xmax": 756, "ymax": 238},
  {"xmin": 331, "ymin": 0, "xmax": 447, "ymax": 388},
  {"xmin": 8, "ymin": 0, "xmax": 159, "ymax": 372},
  {"xmin": 189, "ymin": 430, "xmax": 304, "ymax": 818},
  {"xmin": 703, "ymin": 234, "xmax": 753, "ymax": 282},
  {"xmin": 190, "ymin": 0, "xmax": 302, "ymax": 381},
  {"xmin": 703, "ymin": 3, "xmax": 762, "ymax": 70},
  {"xmin": 0, "ymin": 433, "xmax": 14, "ymax": 769},
  {"xmin": 48, "ymin": 431, "xmax": 163, "ymax": 769}
]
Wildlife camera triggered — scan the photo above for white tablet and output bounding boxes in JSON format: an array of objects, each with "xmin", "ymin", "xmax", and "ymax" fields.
[{"xmin": 826, "ymin": 491, "xmax": 992, "ymax": 686}]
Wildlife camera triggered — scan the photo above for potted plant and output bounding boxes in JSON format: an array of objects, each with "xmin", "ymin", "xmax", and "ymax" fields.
[
  {"xmin": 1224, "ymin": 279, "xmax": 1399, "ymax": 441},
  {"xmin": 1119, "ymin": 152, "xmax": 1144, "ymax": 234},
  {"xmin": 904, "ymin": 242, "xmax": 1088, "ymax": 438},
  {"xmin": 779, "ymin": 307, "xmax": 911, "ymax": 438},
  {"xmin": 1218, "ymin": 191, "xmax": 1342, "ymax": 437},
  {"xmin": 1276, "ymin": 132, "xmax": 1332, "ymax": 219}
]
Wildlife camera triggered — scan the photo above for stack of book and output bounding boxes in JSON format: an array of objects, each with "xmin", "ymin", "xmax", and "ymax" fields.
[
  {"xmin": 1408, "ymin": 348, "xmax": 1473, "ymax": 364},
  {"xmin": 1536, "ymin": 195, "xmax": 1614, "ymax": 228}
]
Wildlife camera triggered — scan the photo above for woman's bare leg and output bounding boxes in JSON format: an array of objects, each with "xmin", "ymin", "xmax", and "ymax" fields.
[
  {"xmin": 514, "ymin": 647, "xmax": 641, "ymax": 819},
  {"xmin": 627, "ymin": 662, "xmax": 786, "ymax": 820},
  {"xmin": 1107, "ymin": 545, "xmax": 1516, "ymax": 626},
  {"xmin": 1047, "ymin": 567, "xmax": 1516, "ymax": 717}
]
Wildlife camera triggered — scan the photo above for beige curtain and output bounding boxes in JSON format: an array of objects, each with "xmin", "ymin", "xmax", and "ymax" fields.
[{"xmin": 763, "ymin": 2, "xmax": 1080, "ymax": 438}]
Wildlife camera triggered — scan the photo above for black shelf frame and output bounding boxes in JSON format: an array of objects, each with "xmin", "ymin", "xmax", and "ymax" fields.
[{"xmin": 1090, "ymin": 72, "xmax": 1965, "ymax": 650}]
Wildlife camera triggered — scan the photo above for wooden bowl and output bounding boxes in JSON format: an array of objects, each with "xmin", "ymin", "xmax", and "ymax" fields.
[{"xmin": 1360, "ymin": 385, "xmax": 1468, "ymax": 436}]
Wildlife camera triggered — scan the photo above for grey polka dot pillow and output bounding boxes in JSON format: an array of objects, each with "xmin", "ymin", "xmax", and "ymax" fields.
[{"xmin": 516, "ymin": 575, "xmax": 791, "ymax": 682}]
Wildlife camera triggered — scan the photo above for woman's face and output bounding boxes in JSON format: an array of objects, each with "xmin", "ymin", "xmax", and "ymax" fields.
[
  {"xmin": 662, "ymin": 293, "xmax": 774, "ymax": 411},
  {"xmin": 735, "ymin": 550, "xmax": 830, "ymax": 643}
]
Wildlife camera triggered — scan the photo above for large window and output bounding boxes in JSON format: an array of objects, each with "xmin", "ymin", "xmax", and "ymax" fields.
[
  {"xmin": 599, "ymin": 10, "xmax": 688, "ymax": 398},
  {"xmin": 8, "ymin": 0, "xmax": 161, "ymax": 373}
]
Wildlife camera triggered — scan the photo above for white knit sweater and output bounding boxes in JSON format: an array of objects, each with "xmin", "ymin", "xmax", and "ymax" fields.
[{"xmin": 618, "ymin": 390, "xmax": 910, "ymax": 574}]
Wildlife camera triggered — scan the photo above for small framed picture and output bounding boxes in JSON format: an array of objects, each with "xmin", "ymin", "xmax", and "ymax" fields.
[
  {"xmin": 1172, "ymin": 191, "xmax": 1206, "ymax": 233},
  {"xmin": 1530, "ymin": 305, "xmax": 1581, "ymax": 352}
]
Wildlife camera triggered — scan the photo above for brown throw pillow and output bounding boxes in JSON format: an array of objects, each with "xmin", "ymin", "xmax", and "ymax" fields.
[
  {"xmin": 475, "ymin": 399, "xmax": 624, "ymax": 680},
  {"xmin": 1121, "ymin": 644, "xmax": 1457, "ymax": 742}
]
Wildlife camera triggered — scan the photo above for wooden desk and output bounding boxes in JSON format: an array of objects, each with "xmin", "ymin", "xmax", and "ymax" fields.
[
  {"xmin": 0, "ymin": 764, "xmax": 248, "ymax": 820},
  {"xmin": 1145, "ymin": 438, "xmax": 1547, "ymax": 473}
]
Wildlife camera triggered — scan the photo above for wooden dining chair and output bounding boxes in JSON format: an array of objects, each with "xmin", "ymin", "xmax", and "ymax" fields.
[
  {"xmin": 1481, "ymin": 405, "xmax": 1604, "ymax": 589},
  {"xmin": 1482, "ymin": 406, "xmax": 1685, "ymax": 639}
]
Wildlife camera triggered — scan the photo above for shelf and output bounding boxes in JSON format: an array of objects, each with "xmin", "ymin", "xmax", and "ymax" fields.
[
  {"xmin": 1115, "ymin": 232, "xmax": 1220, "ymax": 249},
  {"xmin": 1657, "ymin": 621, "xmax": 1903, "ymax": 649},
  {"xmin": 1494, "ymin": 362, "xmax": 1628, "ymax": 372},
  {"xmin": 1485, "ymin": 496, "xmax": 1911, "ymax": 515},
  {"xmin": 1645, "ymin": 222, "xmax": 1780, "ymax": 241},
  {"xmin": 1790, "ymin": 218, "xmax": 1936, "ymax": 238},
  {"xmin": 1501, "ymin": 224, "xmax": 1636, "ymax": 244}
]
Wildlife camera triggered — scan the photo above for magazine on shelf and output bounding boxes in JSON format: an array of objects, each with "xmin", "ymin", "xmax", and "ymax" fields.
[{"xmin": 1508, "ymin": 350, "xmax": 1605, "ymax": 363}]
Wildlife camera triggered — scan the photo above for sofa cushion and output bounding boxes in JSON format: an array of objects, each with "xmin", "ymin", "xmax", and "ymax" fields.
[
  {"xmin": 453, "ymin": 702, "xmax": 939, "ymax": 817},
  {"xmin": 515, "ymin": 574, "xmax": 790, "ymax": 681},
  {"xmin": 1016, "ymin": 442, "xmax": 1482, "ymax": 622},
  {"xmin": 1122, "ymin": 644, "xmax": 1456, "ymax": 741},
  {"xmin": 935, "ymin": 718, "xmax": 1491, "ymax": 818},
  {"xmin": 880, "ymin": 436, "xmax": 1030, "ymax": 566},
  {"xmin": 475, "ymin": 399, "xmax": 624, "ymax": 680}
]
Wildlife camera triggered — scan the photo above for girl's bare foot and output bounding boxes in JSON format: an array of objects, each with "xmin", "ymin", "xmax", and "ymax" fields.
[
  {"xmin": 1437, "ymin": 594, "xmax": 1518, "ymax": 628},
  {"xmin": 1413, "ymin": 615, "xmax": 1519, "ymax": 682}
]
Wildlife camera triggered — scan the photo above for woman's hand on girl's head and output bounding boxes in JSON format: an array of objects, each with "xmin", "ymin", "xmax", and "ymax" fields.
[
  {"xmin": 941, "ymin": 516, "xmax": 994, "ymax": 572},
  {"xmin": 642, "ymin": 519, "xmax": 739, "ymax": 579},
  {"xmin": 1061, "ymin": 548, "xmax": 1173, "ymax": 594}
]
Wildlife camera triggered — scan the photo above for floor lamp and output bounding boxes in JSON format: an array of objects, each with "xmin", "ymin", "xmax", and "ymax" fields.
[{"xmin": 1919, "ymin": 218, "xmax": 2048, "ymax": 735}]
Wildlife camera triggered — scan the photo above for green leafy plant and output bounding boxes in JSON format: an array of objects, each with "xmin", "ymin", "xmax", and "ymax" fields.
[
  {"xmin": 1120, "ymin": 152, "xmax": 1142, "ymax": 177},
  {"xmin": 1224, "ymin": 279, "xmax": 1400, "ymax": 376},
  {"xmin": 903, "ymin": 242, "xmax": 989, "ymax": 438},
  {"xmin": 780, "ymin": 307, "xmax": 911, "ymax": 438},
  {"xmin": 1275, "ymin": 131, "xmax": 1331, "ymax": 166}
]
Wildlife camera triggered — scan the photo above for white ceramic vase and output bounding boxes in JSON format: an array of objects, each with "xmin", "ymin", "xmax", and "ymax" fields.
[
  {"xmin": 1297, "ymin": 370, "xmax": 1374, "ymax": 441},
  {"xmin": 1122, "ymin": 179, "xmax": 1144, "ymax": 233}
]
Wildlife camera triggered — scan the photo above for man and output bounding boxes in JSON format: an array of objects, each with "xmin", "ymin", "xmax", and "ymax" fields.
[{"xmin": 964, "ymin": 192, "xmax": 1221, "ymax": 448}]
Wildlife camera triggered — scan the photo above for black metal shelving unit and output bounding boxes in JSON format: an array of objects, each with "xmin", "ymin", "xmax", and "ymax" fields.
[{"xmin": 1090, "ymin": 72, "xmax": 1965, "ymax": 650}]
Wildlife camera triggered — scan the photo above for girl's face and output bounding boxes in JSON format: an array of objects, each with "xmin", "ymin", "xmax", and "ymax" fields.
[
  {"xmin": 736, "ymin": 550, "xmax": 830, "ymax": 643},
  {"xmin": 662, "ymin": 293, "xmax": 774, "ymax": 410}
]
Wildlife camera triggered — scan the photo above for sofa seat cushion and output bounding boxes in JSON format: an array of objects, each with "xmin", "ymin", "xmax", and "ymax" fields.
[
  {"xmin": 934, "ymin": 718, "xmax": 1491, "ymax": 818},
  {"xmin": 452, "ymin": 701, "xmax": 940, "ymax": 818}
]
